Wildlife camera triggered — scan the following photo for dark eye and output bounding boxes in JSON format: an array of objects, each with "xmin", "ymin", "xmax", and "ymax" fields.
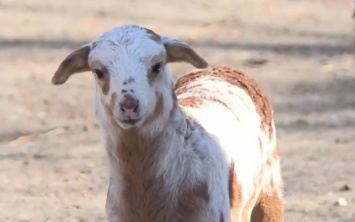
[
  {"xmin": 151, "ymin": 63, "xmax": 161, "ymax": 74},
  {"xmin": 93, "ymin": 69, "xmax": 104, "ymax": 79}
]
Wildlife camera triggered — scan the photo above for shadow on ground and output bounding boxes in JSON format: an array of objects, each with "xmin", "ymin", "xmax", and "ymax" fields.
[
  {"xmin": 274, "ymin": 76, "xmax": 355, "ymax": 133},
  {"xmin": 1, "ymin": 37, "xmax": 354, "ymax": 57}
]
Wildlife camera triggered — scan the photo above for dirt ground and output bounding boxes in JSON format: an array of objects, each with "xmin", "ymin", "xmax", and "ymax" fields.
[{"xmin": 0, "ymin": 0, "xmax": 354, "ymax": 221}]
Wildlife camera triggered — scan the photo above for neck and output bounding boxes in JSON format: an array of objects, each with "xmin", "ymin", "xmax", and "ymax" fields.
[
  {"xmin": 103, "ymin": 93, "xmax": 190, "ymax": 219},
  {"xmin": 96, "ymin": 80, "xmax": 207, "ymax": 221}
]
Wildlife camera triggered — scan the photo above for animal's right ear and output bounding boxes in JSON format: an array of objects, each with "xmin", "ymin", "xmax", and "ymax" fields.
[{"xmin": 51, "ymin": 45, "xmax": 91, "ymax": 85}]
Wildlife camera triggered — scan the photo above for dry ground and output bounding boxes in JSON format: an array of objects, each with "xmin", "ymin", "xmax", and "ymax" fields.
[{"xmin": 0, "ymin": 0, "xmax": 354, "ymax": 221}]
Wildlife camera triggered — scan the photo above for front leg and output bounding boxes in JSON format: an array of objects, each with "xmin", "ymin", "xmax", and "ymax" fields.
[{"xmin": 106, "ymin": 184, "xmax": 121, "ymax": 222}]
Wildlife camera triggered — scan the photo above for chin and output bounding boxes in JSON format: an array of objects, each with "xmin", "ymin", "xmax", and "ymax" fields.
[{"xmin": 116, "ymin": 118, "xmax": 143, "ymax": 129}]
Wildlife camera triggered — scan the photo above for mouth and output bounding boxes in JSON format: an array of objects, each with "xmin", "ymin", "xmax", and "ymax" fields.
[{"xmin": 120, "ymin": 118, "xmax": 141, "ymax": 126}]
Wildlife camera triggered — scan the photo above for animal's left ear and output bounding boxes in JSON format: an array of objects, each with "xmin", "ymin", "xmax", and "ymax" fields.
[{"xmin": 162, "ymin": 37, "xmax": 208, "ymax": 69}]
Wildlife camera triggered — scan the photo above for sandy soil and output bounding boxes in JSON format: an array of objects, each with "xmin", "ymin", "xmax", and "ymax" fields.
[{"xmin": 0, "ymin": 0, "xmax": 354, "ymax": 221}]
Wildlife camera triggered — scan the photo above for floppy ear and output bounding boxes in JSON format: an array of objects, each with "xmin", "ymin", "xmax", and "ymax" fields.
[
  {"xmin": 162, "ymin": 37, "xmax": 208, "ymax": 69},
  {"xmin": 51, "ymin": 45, "xmax": 91, "ymax": 85}
]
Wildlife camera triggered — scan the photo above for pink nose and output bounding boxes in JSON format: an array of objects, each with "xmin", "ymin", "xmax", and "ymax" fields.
[{"xmin": 119, "ymin": 95, "xmax": 139, "ymax": 118}]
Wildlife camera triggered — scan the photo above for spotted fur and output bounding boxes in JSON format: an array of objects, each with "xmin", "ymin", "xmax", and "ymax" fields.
[
  {"xmin": 52, "ymin": 24, "xmax": 284, "ymax": 222},
  {"xmin": 176, "ymin": 66, "xmax": 284, "ymax": 221}
]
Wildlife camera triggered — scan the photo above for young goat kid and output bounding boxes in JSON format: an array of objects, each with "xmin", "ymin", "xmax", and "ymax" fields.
[{"xmin": 52, "ymin": 25, "xmax": 284, "ymax": 222}]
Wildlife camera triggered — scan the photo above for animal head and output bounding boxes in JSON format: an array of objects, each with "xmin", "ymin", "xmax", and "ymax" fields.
[{"xmin": 52, "ymin": 25, "xmax": 208, "ymax": 129}]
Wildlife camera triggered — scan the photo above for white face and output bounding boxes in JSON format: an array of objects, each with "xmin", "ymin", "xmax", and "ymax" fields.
[
  {"xmin": 52, "ymin": 24, "xmax": 208, "ymax": 130},
  {"xmin": 88, "ymin": 26, "xmax": 168, "ymax": 129}
]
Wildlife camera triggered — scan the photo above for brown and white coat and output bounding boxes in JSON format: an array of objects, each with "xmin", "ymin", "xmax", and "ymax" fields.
[{"xmin": 52, "ymin": 24, "xmax": 284, "ymax": 222}]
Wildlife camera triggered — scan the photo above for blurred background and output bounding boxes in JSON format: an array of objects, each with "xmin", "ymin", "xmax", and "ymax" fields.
[{"xmin": 0, "ymin": 0, "xmax": 354, "ymax": 221}]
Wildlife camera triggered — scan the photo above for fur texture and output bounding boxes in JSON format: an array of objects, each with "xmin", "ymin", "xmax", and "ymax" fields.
[{"xmin": 52, "ymin": 24, "xmax": 284, "ymax": 222}]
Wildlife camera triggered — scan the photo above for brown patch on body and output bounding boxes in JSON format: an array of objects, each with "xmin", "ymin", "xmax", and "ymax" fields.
[
  {"xmin": 229, "ymin": 161, "xmax": 243, "ymax": 221},
  {"xmin": 91, "ymin": 60, "xmax": 110, "ymax": 95},
  {"xmin": 251, "ymin": 142, "xmax": 283, "ymax": 222},
  {"xmin": 175, "ymin": 75, "xmax": 204, "ymax": 109},
  {"xmin": 251, "ymin": 191, "xmax": 284, "ymax": 222},
  {"xmin": 175, "ymin": 65, "xmax": 274, "ymax": 136},
  {"xmin": 178, "ymin": 96, "xmax": 203, "ymax": 108}
]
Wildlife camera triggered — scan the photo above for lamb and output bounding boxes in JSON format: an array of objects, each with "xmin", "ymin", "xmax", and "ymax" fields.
[{"xmin": 51, "ymin": 24, "xmax": 284, "ymax": 222}]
